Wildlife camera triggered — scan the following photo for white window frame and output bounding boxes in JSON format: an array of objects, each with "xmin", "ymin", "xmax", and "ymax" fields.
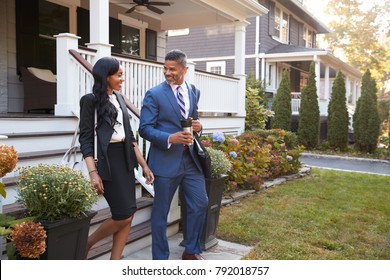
[
  {"xmin": 206, "ymin": 61, "xmax": 226, "ymax": 75},
  {"xmin": 273, "ymin": 6, "xmax": 289, "ymax": 43},
  {"xmin": 167, "ymin": 29, "xmax": 190, "ymax": 37},
  {"xmin": 303, "ymin": 26, "xmax": 314, "ymax": 48}
]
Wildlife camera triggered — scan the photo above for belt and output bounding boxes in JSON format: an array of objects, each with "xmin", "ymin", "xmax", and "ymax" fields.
[{"xmin": 183, "ymin": 145, "xmax": 189, "ymax": 152}]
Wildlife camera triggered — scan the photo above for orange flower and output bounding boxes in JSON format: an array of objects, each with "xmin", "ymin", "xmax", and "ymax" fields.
[
  {"xmin": 0, "ymin": 144, "xmax": 18, "ymax": 178},
  {"xmin": 10, "ymin": 221, "xmax": 46, "ymax": 259}
]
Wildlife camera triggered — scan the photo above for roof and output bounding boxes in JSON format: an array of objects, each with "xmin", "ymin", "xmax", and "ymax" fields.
[
  {"xmin": 266, "ymin": 44, "xmax": 325, "ymax": 54},
  {"xmin": 263, "ymin": 44, "xmax": 362, "ymax": 78},
  {"xmin": 277, "ymin": 0, "xmax": 329, "ymax": 33}
]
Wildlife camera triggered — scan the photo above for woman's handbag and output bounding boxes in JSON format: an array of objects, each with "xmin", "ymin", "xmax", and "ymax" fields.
[
  {"xmin": 61, "ymin": 111, "xmax": 97, "ymax": 173},
  {"xmin": 193, "ymin": 133, "xmax": 211, "ymax": 179}
]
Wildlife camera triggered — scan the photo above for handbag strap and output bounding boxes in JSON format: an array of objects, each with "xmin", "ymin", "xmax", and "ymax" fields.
[
  {"xmin": 69, "ymin": 109, "xmax": 97, "ymax": 162},
  {"xmin": 94, "ymin": 109, "xmax": 97, "ymax": 162}
]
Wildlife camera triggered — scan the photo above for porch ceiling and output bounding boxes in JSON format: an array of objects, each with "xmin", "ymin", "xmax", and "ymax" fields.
[{"xmin": 111, "ymin": 0, "xmax": 268, "ymax": 30}]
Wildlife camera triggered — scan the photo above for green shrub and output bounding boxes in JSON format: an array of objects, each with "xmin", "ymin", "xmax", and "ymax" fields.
[
  {"xmin": 271, "ymin": 70, "xmax": 292, "ymax": 130},
  {"xmin": 353, "ymin": 69, "xmax": 381, "ymax": 153},
  {"xmin": 327, "ymin": 70, "xmax": 349, "ymax": 150},
  {"xmin": 298, "ymin": 62, "xmax": 320, "ymax": 149}
]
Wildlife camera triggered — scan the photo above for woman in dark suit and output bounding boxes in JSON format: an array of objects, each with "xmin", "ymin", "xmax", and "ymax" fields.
[{"xmin": 79, "ymin": 57, "xmax": 154, "ymax": 260}]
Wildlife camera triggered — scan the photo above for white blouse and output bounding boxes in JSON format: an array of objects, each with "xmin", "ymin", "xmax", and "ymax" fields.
[{"xmin": 108, "ymin": 94, "xmax": 126, "ymax": 143}]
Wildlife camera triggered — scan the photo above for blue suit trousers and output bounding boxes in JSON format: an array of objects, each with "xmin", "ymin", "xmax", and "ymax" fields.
[{"xmin": 151, "ymin": 151, "xmax": 208, "ymax": 260}]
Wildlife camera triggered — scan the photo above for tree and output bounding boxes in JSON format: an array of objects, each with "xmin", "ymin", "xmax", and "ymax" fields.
[
  {"xmin": 353, "ymin": 69, "xmax": 381, "ymax": 153},
  {"xmin": 298, "ymin": 63, "xmax": 320, "ymax": 149},
  {"xmin": 327, "ymin": 70, "xmax": 349, "ymax": 150},
  {"xmin": 324, "ymin": 0, "xmax": 390, "ymax": 91},
  {"xmin": 271, "ymin": 70, "xmax": 291, "ymax": 130},
  {"xmin": 245, "ymin": 87, "xmax": 267, "ymax": 131},
  {"xmin": 245, "ymin": 73, "xmax": 268, "ymax": 131}
]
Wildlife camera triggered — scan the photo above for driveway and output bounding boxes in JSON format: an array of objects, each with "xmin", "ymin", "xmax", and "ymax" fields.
[{"xmin": 300, "ymin": 153, "xmax": 390, "ymax": 176}]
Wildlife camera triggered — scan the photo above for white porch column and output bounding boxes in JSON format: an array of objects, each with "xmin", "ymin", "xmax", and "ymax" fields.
[
  {"xmin": 314, "ymin": 58, "xmax": 321, "ymax": 95},
  {"xmin": 352, "ymin": 79, "xmax": 358, "ymax": 106},
  {"xmin": 186, "ymin": 60, "xmax": 196, "ymax": 85},
  {"xmin": 345, "ymin": 76, "xmax": 351, "ymax": 104},
  {"xmin": 232, "ymin": 20, "xmax": 249, "ymax": 119},
  {"xmin": 55, "ymin": 33, "xmax": 80, "ymax": 116},
  {"xmin": 324, "ymin": 65, "xmax": 330, "ymax": 101},
  {"xmin": 260, "ymin": 53, "xmax": 266, "ymax": 82},
  {"xmin": 86, "ymin": 0, "xmax": 112, "ymax": 63}
]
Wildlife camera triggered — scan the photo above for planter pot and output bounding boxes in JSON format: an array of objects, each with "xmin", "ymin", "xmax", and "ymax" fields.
[
  {"xmin": 180, "ymin": 175, "xmax": 227, "ymax": 251},
  {"xmin": 39, "ymin": 211, "xmax": 97, "ymax": 260},
  {"xmin": 201, "ymin": 175, "xmax": 227, "ymax": 250}
]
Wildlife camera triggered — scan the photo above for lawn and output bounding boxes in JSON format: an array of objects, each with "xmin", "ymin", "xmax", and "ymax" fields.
[{"xmin": 217, "ymin": 168, "xmax": 390, "ymax": 259}]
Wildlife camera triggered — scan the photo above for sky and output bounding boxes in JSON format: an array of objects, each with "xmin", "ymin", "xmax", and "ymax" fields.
[{"xmin": 305, "ymin": 0, "xmax": 330, "ymax": 24}]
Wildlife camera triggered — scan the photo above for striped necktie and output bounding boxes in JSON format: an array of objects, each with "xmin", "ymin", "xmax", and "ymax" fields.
[{"xmin": 176, "ymin": 86, "xmax": 186, "ymax": 119}]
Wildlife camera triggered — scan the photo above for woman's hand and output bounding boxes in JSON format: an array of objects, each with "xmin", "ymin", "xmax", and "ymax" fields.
[
  {"xmin": 143, "ymin": 166, "xmax": 155, "ymax": 185},
  {"xmin": 90, "ymin": 171, "xmax": 104, "ymax": 194}
]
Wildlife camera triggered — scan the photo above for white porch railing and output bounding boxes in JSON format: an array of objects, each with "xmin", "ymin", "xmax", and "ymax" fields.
[{"xmin": 194, "ymin": 71, "xmax": 240, "ymax": 114}]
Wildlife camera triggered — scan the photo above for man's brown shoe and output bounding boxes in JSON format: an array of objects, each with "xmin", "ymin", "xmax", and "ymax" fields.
[{"xmin": 182, "ymin": 252, "xmax": 205, "ymax": 260}]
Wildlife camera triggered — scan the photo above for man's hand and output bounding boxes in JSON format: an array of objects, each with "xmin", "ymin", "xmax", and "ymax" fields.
[
  {"xmin": 169, "ymin": 131, "xmax": 193, "ymax": 145},
  {"xmin": 192, "ymin": 119, "xmax": 202, "ymax": 133}
]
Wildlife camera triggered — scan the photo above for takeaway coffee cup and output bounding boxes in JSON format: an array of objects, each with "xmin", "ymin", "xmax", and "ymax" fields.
[{"xmin": 181, "ymin": 118, "xmax": 193, "ymax": 145}]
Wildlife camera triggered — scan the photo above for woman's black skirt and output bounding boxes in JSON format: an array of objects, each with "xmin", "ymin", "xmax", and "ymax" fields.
[{"xmin": 103, "ymin": 142, "xmax": 136, "ymax": 220}]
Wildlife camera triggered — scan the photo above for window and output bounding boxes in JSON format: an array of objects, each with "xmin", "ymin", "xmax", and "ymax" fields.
[
  {"xmin": 274, "ymin": 7, "xmax": 289, "ymax": 43},
  {"xmin": 122, "ymin": 25, "xmax": 140, "ymax": 56},
  {"xmin": 39, "ymin": 0, "xmax": 69, "ymax": 38},
  {"xmin": 146, "ymin": 29, "xmax": 157, "ymax": 61},
  {"xmin": 16, "ymin": 0, "xmax": 69, "ymax": 74},
  {"xmin": 303, "ymin": 26, "xmax": 314, "ymax": 48},
  {"xmin": 206, "ymin": 61, "xmax": 226, "ymax": 75}
]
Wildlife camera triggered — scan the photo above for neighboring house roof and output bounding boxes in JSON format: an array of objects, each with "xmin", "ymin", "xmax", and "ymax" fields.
[
  {"xmin": 277, "ymin": 0, "xmax": 329, "ymax": 33},
  {"xmin": 263, "ymin": 44, "xmax": 362, "ymax": 79},
  {"xmin": 266, "ymin": 44, "xmax": 325, "ymax": 54}
]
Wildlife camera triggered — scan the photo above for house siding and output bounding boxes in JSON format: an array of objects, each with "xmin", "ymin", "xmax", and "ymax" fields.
[{"xmin": 167, "ymin": 25, "xmax": 235, "ymax": 59}]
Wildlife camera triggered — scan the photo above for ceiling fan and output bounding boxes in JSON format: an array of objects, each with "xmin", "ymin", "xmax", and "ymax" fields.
[{"xmin": 125, "ymin": 0, "xmax": 171, "ymax": 15}]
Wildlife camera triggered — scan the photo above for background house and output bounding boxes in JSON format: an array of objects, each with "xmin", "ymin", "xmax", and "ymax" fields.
[
  {"xmin": 0, "ymin": 0, "xmax": 268, "ymax": 259},
  {"xmin": 167, "ymin": 0, "xmax": 362, "ymax": 139}
]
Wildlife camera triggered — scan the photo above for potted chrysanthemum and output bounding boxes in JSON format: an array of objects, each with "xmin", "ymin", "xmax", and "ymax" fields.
[
  {"xmin": 12, "ymin": 163, "xmax": 99, "ymax": 259},
  {"xmin": 201, "ymin": 147, "xmax": 231, "ymax": 250}
]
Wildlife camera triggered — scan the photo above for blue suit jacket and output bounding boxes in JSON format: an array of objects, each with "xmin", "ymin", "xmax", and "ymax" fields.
[{"xmin": 139, "ymin": 81, "xmax": 202, "ymax": 177}]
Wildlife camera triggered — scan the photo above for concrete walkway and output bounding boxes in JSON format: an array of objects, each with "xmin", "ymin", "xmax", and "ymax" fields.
[{"xmin": 122, "ymin": 232, "xmax": 252, "ymax": 260}]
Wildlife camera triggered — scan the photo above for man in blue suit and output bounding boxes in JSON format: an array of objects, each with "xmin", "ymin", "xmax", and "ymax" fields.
[{"xmin": 139, "ymin": 49, "xmax": 208, "ymax": 260}]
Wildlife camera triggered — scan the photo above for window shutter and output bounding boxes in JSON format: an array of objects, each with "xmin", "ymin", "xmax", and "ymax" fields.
[
  {"xmin": 298, "ymin": 23, "xmax": 304, "ymax": 46},
  {"xmin": 268, "ymin": 1, "xmax": 275, "ymax": 36}
]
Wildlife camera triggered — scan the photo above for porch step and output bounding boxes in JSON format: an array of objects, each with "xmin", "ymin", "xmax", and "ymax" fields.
[{"xmin": 0, "ymin": 116, "xmax": 78, "ymax": 154}]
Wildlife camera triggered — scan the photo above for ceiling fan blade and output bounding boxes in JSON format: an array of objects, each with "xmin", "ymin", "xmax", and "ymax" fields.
[
  {"xmin": 148, "ymin": 2, "xmax": 170, "ymax": 6},
  {"xmin": 126, "ymin": 6, "xmax": 137, "ymax": 13},
  {"xmin": 147, "ymin": 5, "xmax": 164, "ymax": 14}
]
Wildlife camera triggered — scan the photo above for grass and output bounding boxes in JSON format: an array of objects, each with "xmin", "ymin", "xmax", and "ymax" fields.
[{"xmin": 217, "ymin": 168, "xmax": 390, "ymax": 259}]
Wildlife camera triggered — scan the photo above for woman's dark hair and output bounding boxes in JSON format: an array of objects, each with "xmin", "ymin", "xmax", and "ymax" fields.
[{"xmin": 92, "ymin": 57, "xmax": 120, "ymax": 128}]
